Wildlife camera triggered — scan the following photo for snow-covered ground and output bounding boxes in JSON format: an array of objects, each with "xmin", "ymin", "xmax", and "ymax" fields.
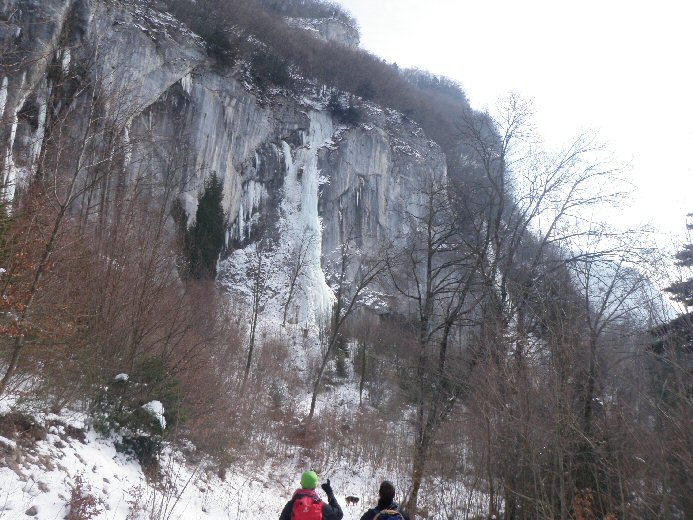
[{"xmin": 0, "ymin": 398, "xmax": 408, "ymax": 520}]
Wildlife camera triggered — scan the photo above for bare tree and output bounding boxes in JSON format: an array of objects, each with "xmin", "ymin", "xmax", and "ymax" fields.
[
  {"xmin": 455, "ymin": 95, "xmax": 640, "ymax": 519},
  {"xmin": 241, "ymin": 239, "xmax": 271, "ymax": 393},
  {"xmin": 0, "ymin": 64, "xmax": 129, "ymax": 396},
  {"xmin": 348, "ymin": 311, "xmax": 381, "ymax": 406},
  {"xmin": 384, "ymin": 171, "xmax": 482, "ymax": 515}
]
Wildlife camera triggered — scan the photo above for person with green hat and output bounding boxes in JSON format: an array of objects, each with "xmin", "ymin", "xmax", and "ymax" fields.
[{"xmin": 279, "ymin": 471, "xmax": 343, "ymax": 520}]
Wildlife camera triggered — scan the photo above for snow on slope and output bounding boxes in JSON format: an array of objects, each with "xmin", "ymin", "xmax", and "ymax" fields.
[{"xmin": 0, "ymin": 403, "xmax": 405, "ymax": 520}]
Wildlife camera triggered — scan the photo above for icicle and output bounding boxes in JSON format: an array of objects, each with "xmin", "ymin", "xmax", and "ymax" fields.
[
  {"xmin": 181, "ymin": 73, "xmax": 193, "ymax": 95},
  {"xmin": 237, "ymin": 203, "xmax": 245, "ymax": 240},
  {"xmin": 61, "ymin": 49, "xmax": 71, "ymax": 75},
  {"xmin": 123, "ymin": 120, "xmax": 132, "ymax": 167},
  {"xmin": 2, "ymin": 72, "xmax": 27, "ymax": 201},
  {"xmin": 0, "ymin": 77, "xmax": 8, "ymax": 119},
  {"xmin": 3, "ymin": 117, "xmax": 19, "ymax": 201},
  {"xmin": 237, "ymin": 180, "xmax": 267, "ymax": 239}
]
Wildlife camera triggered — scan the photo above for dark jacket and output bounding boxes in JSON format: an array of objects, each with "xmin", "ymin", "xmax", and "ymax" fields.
[
  {"xmin": 279, "ymin": 488, "xmax": 343, "ymax": 520},
  {"xmin": 358, "ymin": 501, "xmax": 411, "ymax": 520}
]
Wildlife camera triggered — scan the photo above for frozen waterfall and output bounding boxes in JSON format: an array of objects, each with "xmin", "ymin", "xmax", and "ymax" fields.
[{"xmin": 278, "ymin": 111, "xmax": 336, "ymax": 325}]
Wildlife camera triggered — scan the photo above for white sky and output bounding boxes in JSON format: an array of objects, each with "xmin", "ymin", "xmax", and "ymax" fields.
[{"xmin": 336, "ymin": 0, "xmax": 693, "ymax": 243}]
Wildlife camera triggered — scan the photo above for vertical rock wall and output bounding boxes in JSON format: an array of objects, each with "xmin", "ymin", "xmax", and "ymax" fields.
[{"xmin": 0, "ymin": 0, "xmax": 448, "ymax": 323}]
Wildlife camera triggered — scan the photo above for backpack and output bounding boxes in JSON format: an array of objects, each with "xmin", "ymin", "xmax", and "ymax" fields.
[
  {"xmin": 292, "ymin": 493, "xmax": 323, "ymax": 520},
  {"xmin": 372, "ymin": 507, "xmax": 402, "ymax": 520}
]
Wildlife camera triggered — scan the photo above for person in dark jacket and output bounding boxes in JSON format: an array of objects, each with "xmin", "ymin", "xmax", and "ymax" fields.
[
  {"xmin": 359, "ymin": 481, "xmax": 411, "ymax": 520},
  {"xmin": 279, "ymin": 471, "xmax": 343, "ymax": 520}
]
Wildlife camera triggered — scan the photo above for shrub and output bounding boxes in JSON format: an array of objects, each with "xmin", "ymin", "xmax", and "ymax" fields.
[
  {"xmin": 92, "ymin": 357, "xmax": 180, "ymax": 469},
  {"xmin": 251, "ymin": 51, "xmax": 293, "ymax": 88},
  {"xmin": 203, "ymin": 29, "xmax": 238, "ymax": 66},
  {"xmin": 341, "ymin": 103, "xmax": 361, "ymax": 125},
  {"xmin": 327, "ymin": 92, "xmax": 361, "ymax": 125},
  {"xmin": 66, "ymin": 475, "xmax": 102, "ymax": 520},
  {"xmin": 116, "ymin": 434, "xmax": 163, "ymax": 471}
]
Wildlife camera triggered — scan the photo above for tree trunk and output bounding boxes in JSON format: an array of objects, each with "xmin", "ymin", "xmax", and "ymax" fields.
[
  {"xmin": 307, "ymin": 342, "xmax": 332, "ymax": 421},
  {"xmin": 486, "ymin": 416, "xmax": 496, "ymax": 519},
  {"xmin": 241, "ymin": 298, "xmax": 259, "ymax": 394},
  {"xmin": 407, "ymin": 439, "xmax": 427, "ymax": 517},
  {"xmin": 282, "ymin": 277, "xmax": 297, "ymax": 326},
  {"xmin": 358, "ymin": 340, "xmax": 366, "ymax": 406}
]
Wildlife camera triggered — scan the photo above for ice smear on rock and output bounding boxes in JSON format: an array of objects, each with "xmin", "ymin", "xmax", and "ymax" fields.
[{"xmin": 0, "ymin": 77, "xmax": 8, "ymax": 119}]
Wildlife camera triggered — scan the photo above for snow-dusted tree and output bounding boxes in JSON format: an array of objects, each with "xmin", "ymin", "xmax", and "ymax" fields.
[
  {"xmin": 282, "ymin": 231, "xmax": 317, "ymax": 326},
  {"xmin": 306, "ymin": 235, "xmax": 387, "ymax": 423}
]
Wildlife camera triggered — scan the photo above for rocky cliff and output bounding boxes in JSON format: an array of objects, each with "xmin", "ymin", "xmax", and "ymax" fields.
[
  {"xmin": 285, "ymin": 15, "xmax": 360, "ymax": 48},
  {"xmin": 0, "ymin": 0, "xmax": 446, "ymax": 324}
]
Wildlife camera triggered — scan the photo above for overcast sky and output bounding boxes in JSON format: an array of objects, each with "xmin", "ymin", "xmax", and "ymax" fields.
[{"xmin": 336, "ymin": 0, "xmax": 693, "ymax": 243}]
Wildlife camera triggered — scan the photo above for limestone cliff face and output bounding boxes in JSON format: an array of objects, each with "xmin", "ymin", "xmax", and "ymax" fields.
[
  {"xmin": 285, "ymin": 16, "xmax": 360, "ymax": 48},
  {"xmin": 0, "ymin": 0, "xmax": 446, "ymax": 320}
]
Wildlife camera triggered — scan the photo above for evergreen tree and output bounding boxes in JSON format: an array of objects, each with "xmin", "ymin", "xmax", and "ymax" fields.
[
  {"xmin": 186, "ymin": 173, "xmax": 226, "ymax": 279},
  {"xmin": 665, "ymin": 215, "xmax": 693, "ymax": 306},
  {"xmin": 651, "ymin": 214, "xmax": 693, "ymax": 354}
]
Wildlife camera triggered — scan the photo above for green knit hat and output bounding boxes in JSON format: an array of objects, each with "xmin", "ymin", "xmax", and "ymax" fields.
[{"xmin": 300, "ymin": 470, "xmax": 318, "ymax": 489}]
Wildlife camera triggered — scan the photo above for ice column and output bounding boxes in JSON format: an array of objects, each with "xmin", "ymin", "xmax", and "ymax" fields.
[{"xmin": 280, "ymin": 111, "xmax": 336, "ymax": 324}]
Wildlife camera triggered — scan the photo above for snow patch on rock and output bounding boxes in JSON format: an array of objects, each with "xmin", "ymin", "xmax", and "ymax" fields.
[{"xmin": 0, "ymin": 435, "xmax": 17, "ymax": 450}]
